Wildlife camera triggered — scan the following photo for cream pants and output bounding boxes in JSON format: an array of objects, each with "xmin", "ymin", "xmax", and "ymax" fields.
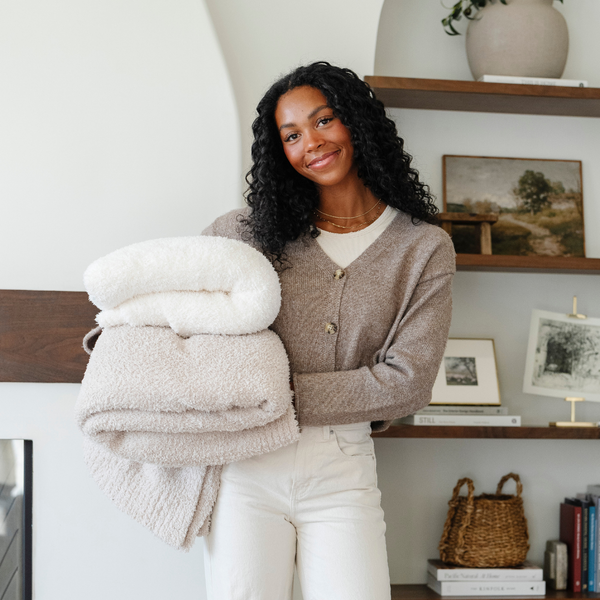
[{"xmin": 203, "ymin": 422, "xmax": 391, "ymax": 600}]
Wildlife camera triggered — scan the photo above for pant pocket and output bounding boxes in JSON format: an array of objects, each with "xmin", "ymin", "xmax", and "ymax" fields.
[{"xmin": 332, "ymin": 427, "xmax": 375, "ymax": 459}]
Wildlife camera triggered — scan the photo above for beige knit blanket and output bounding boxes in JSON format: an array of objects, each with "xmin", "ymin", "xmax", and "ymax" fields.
[{"xmin": 76, "ymin": 236, "xmax": 299, "ymax": 551}]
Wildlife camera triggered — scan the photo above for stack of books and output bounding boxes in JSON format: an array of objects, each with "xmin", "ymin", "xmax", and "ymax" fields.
[
  {"xmin": 394, "ymin": 405, "xmax": 521, "ymax": 427},
  {"xmin": 559, "ymin": 485, "xmax": 600, "ymax": 592},
  {"xmin": 426, "ymin": 559, "xmax": 545, "ymax": 596}
]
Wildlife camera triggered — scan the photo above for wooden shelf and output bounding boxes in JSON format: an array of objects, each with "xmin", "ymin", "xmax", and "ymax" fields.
[
  {"xmin": 373, "ymin": 425, "xmax": 600, "ymax": 440},
  {"xmin": 455, "ymin": 254, "xmax": 600, "ymax": 274},
  {"xmin": 391, "ymin": 583, "xmax": 600, "ymax": 599},
  {"xmin": 364, "ymin": 77, "xmax": 600, "ymax": 118},
  {"xmin": 0, "ymin": 290, "xmax": 95, "ymax": 383}
]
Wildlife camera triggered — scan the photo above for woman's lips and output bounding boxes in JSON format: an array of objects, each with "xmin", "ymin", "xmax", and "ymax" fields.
[{"xmin": 307, "ymin": 150, "xmax": 339, "ymax": 170}]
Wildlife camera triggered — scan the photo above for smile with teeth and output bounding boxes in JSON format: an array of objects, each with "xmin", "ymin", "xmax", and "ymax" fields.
[{"xmin": 308, "ymin": 150, "xmax": 339, "ymax": 170}]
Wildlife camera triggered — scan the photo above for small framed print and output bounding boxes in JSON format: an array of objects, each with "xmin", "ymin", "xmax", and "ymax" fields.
[
  {"xmin": 523, "ymin": 309, "xmax": 600, "ymax": 402},
  {"xmin": 430, "ymin": 339, "xmax": 501, "ymax": 405}
]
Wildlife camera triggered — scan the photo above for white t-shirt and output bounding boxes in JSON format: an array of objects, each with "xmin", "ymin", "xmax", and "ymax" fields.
[{"xmin": 316, "ymin": 204, "xmax": 399, "ymax": 268}]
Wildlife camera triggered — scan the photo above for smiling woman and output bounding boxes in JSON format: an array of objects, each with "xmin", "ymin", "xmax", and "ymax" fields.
[
  {"xmin": 274, "ymin": 85, "xmax": 385, "ymax": 232},
  {"xmin": 200, "ymin": 61, "xmax": 456, "ymax": 600}
]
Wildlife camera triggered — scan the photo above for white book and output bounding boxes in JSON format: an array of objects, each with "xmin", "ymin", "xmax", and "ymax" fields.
[
  {"xmin": 427, "ymin": 573, "xmax": 546, "ymax": 596},
  {"xmin": 478, "ymin": 74, "xmax": 588, "ymax": 87},
  {"xmin": 428, "ymin": 559, "xmax": 543, "ymax": 582},
  {"xmin": 417, "ymin": 405, "xmax": 508, "ymax": 416},
  {"xmin": 397, "ymin": 414, "xmax": 521, "ymax": 427}
]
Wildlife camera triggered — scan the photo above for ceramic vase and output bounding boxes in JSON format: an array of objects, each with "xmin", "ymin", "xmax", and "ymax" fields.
[{"xmin": 466, "ymin": 0, "xmax": 569, "ymax": 81}]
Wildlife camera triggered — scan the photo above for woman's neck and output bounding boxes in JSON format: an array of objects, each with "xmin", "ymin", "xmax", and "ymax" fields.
[{"xmin": 315, "ymin": 178, "xmax": 385, "ymax": 233}]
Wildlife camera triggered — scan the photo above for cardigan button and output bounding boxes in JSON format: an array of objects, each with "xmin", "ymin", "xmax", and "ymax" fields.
[
  {"xmin": 333, "ymin": 269, "xmax": 345, "ymax": 280},
  {"xmin": 325, "ymin": 322, "xmax": 338, "ymax": 335}
]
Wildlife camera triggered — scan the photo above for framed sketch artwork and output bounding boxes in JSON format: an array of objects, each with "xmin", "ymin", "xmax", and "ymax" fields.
[
  {"xmin": 443, "ymin": 155, "xmax": 585, "ymax": 257},
  {"xmin": 523, "ymin": 310, "xmax": 600, "ymax": 402},
  {"xmin": 430, "ymin": 339, "xmax": 501, "ymax": 405}
]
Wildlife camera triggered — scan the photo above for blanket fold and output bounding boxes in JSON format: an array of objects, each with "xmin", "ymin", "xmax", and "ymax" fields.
[{"xmin": 77, "ymin": 235, "xmax": 299, "ymax": 551}]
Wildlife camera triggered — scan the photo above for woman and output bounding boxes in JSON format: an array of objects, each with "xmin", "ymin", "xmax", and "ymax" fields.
[{"xmin": 202, "ymin": 62, "xmax": 455, "ymax": 600}]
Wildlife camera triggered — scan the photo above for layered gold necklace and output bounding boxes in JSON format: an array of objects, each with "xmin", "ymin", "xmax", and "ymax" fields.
[{"xmin": 314, "ymin": 199, "xmax": 383, "ymax": 231}]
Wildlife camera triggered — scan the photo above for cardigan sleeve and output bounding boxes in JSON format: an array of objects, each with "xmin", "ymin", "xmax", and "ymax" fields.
[{"xmin": 292, "ymin": 242, "xmax": 454, "ymax": 428}]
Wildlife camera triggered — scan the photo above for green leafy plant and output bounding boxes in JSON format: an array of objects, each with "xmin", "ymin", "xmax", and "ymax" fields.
[{"xmin": 442, "ymin": 0, "xmax": 564, "ymax": 36}]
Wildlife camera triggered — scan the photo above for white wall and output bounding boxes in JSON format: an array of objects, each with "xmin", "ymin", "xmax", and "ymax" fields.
[
  {"xmin": 204, "ymin": 0, "xmax": 385, "ymax": 174},
  {"xmin": 0, "ymin": 0, "xmax": 240, "ymax": 292},
  {"xmin": 0, "ymin": 0, "xmax": 240, "ymax": 598},
  {"xmin": 374, "ymin": 0, "xmax": 600, "ymax": 585}
]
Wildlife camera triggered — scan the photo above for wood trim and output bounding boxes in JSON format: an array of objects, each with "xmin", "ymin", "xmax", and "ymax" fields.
[
  {"xmin": 455, "ymin": 254, "xmax": 600, "ymax": 274},
  {"xmin": 0, "ymin": 290, "xmax": 96, "ymax": 383},
  {"xmin": 364, "ymin": 76, "xmax": 600, "ymax": 117},
  {"xmin": 373, "ymin": 425, "xmax": 600, "ymax": 440}
]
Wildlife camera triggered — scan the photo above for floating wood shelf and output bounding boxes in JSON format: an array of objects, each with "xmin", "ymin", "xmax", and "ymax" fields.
[
  {"xmin": 390, "ymin": 583, "xmax": 600, "ymax": 599},
  {"xmin": 364, "ymin": 76, "xmax": 600, "ymax": 118},
  {"xmin": 373, "ymin": 425, "xmax": 600, "ymax": 440},
  {"xmin": 0, "ymin": 290, "xmax": 95, "ymax": 383},
  {"xmin": 455, "ymin": 254, "xmax": 600, "ymax": 274}
]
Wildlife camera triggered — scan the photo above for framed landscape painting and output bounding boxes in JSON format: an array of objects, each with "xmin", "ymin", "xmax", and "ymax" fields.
[
  {"xmin": 443, "ymin": 155, "xmax": 585, "ymax": 257},
  {"xmin": 430, "ymin": 339, "xmax": 501, "ymax": 406}
]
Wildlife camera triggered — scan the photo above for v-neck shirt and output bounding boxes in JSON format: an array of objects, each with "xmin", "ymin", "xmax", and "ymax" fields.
[{"xmin": 315, "ymin": 205, "xmax": 399, "ymax": 269}]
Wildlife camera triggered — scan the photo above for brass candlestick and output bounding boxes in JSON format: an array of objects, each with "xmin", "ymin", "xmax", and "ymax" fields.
[
  {"xmin": 550, "ymin": 397, "xmax": 597, "ymax": 428},
  {"xmin": 567, "ymin": 295, "xmax": 586, "ymax": 320}
]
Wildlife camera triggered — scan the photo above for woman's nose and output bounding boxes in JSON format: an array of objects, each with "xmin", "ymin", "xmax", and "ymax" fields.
[{"xmin": 304, "ymin": 131, "xmax": 323, "ymax": 151}]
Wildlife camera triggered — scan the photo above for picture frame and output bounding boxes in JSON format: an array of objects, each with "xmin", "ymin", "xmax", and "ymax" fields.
[
  {"xmin": 442, "ymin": 155, "xmax": 585, "ymax": 257},
  {"xmin": 523, "ymin": 309, "xmax": 600, "ymax": 402},
  {"xmin": 0, "ymin": 439, "xmax": 32, "ymax": 600},
  {"xmin": 430, "ymin": 338, "xmax": 501, "ymax": 406}
]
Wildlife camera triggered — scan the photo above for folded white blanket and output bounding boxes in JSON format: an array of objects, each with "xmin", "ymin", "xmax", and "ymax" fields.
[
  {"xmin": 77, "ymin": 325, "xmax": 299, "ymax": 550},
  {"xmin": 84, "ymin": 237, "xmax": 280, "ymax": 335}
]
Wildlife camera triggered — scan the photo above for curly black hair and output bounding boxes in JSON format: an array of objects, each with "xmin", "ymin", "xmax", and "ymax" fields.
[{"xmin": 240, "ymin": 61, "xmax": 438, "ymax": 267}]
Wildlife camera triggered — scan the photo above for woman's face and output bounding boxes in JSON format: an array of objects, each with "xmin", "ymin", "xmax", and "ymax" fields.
[{"xmin": 274, "ymin": 86, "xmax": 356, "ymax": 189}]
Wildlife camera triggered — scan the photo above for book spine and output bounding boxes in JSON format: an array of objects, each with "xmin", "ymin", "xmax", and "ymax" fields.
[
  {"xmin": 590, "ymin": 506, "xmax": 596, "ymax": 592},
  {"xmin": 576, "ymin": 507, "xmax": 583, "ymax": 592},
  {"xmin": 401, "ymin": 415, "xmax": 520, "ymax": 426},
  {"xmin": 560, "ymin": 503, "xmax": 582, "ymax": 592},
  {"xmin": 596, "ymin": 497, "xmax": 600, "ymax": 593},
  {"xmin": 418, "ymin": 406, "xmax": 508, "ymax": 415},
  {"xmin": 478, "ymin": 74, "xmax": 588, "ymax": 87},
  {"xmin": 427, "ymin": 575, "xmax": 546, "ymax": 596},
  {"xmin": 428, "ymin": 566, "xmax": 543, "ymax": 582},
  {"xmin": 583, "ymin": 505, "xmax": 589, "ymax": 591}
]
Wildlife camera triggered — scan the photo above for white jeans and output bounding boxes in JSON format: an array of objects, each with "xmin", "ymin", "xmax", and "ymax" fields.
[{"xmin": 203, "ymin": 422, "xmax": 391, "ymax": 600}]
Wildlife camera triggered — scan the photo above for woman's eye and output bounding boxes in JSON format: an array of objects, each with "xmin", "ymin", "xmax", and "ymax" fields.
[
  {"xmin": 284, "ymin": 132, "xmax": 299, "ymax": 143},
  {"xmin": 318, "ymin": 116, "xmax": 334, "ymax": 126}
]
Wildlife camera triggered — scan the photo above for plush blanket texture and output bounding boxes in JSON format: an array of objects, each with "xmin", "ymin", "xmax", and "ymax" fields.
[
  {"xmin": 84, "ymin": 236, "xmax": 281, "ymax": 335},
  {"xmin": 77, "ymin": 236, "xmax": 299, "ymax": 551}
]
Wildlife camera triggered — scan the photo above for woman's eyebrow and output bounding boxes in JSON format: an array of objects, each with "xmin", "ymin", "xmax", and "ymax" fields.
[{"xmin": 278, "ymin": 104, "xmax": 329, "ymax": 131}]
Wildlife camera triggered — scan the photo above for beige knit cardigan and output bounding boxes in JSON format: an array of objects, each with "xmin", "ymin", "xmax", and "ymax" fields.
[{"xmin": 202, "ymin": 208, "xmax": 456, "ymax": 433}]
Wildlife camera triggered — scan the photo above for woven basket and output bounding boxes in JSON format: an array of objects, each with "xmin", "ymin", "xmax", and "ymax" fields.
[{"xmin": 438, "ymin": 473, "xmax": 530, "ymax": 567}]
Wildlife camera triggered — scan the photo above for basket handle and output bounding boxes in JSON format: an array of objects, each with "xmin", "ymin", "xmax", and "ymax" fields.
[
  {"xmin": 495, "ymin": 473, "xmax": 523, "ymax": 497},
  {"xmin": 439, "ymin": 478, "xmax": 475, "ymax": 559}
]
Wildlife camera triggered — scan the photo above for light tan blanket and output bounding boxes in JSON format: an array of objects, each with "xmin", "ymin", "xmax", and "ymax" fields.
[{"xmin": 76, "ymin": 325, "xmax": 299, "ymax": 551}]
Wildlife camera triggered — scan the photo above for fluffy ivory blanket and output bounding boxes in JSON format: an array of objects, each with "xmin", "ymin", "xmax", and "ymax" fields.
[
  {"xmin": 84, "ymin": 236, "xmax": 281, "ymax": 336},
  {"xmin": 77, "ymin": 236, "xmax": 299, "ymax": 551}
]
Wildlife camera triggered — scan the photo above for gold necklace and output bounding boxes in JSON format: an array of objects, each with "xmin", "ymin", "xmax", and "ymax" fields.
[
  {"xmin": 315, "ymin": 199, "xmax": 381, "ymax": 220},
  {"xmin": 314, "ymin": 204, "xmax": 383, "ymax": 231}
]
